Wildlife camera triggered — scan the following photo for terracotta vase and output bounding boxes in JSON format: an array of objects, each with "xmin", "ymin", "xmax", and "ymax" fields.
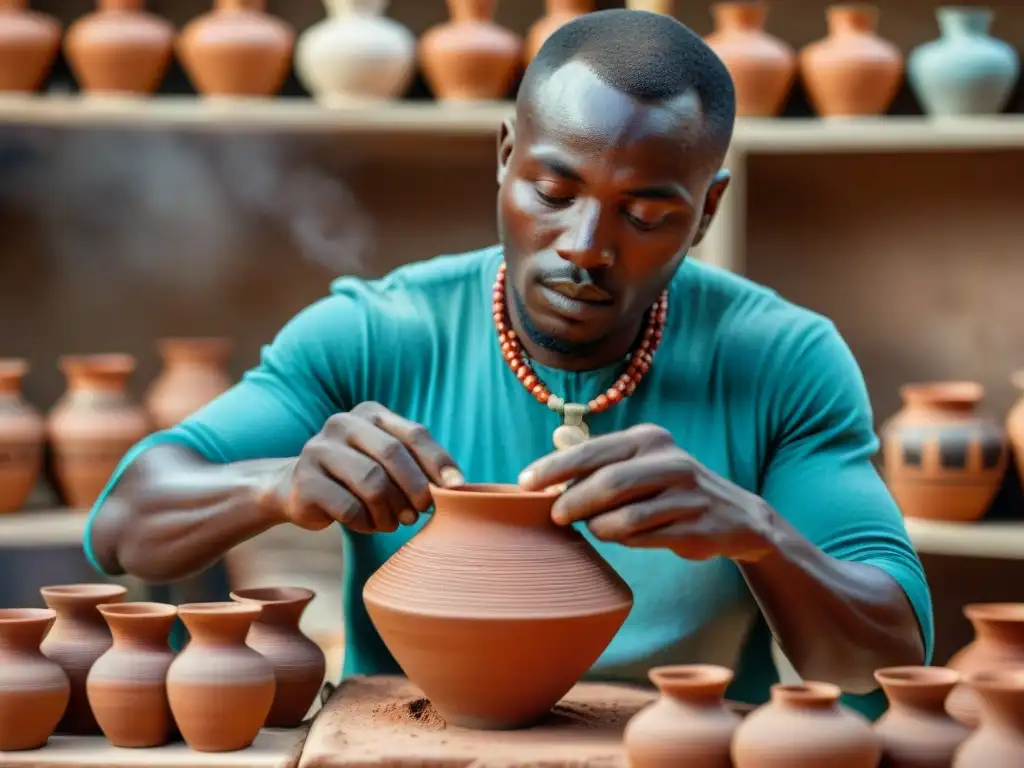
[
  {"xmin": 954, "ymin": 670, "xmax": 1024, "ymax": 766},
  {"xmin": 0, "ymin": 608, "xmax": 70, "ymax": 751},
  {"xmin": 145, "ymin": 337, "xmax": 232, "ymax": 431},
  {"xmin": 946, "ymin": 603, "xmax": 1024, "ymax": 728},
  {"xmin": 229, "ymin": 587, "xmax": 325, "ymax": 728},
  {"xmin": 880, "ymin": 381, "xmax": 1007, "ymax": 523},
  {"xmin": 47, "ymin": 354, "xmax": 151, "ymax": 509},
  {"xmin": 177, "ymin": 0, "xmax": 295, "ymax": 98},
  {"xmin": 1007, "ymin": 371, "xmax": 1024, "ymax": 489},
  {"xmin": 799, "ymin": 3, "xmax": 903, "ymax": 117},
  {"xmin": 64, "ymin": 0, "xmax": 174, "ymax": 95},
  {"xmin": 732, "ymin": 682, "xmax": 881, "ymax": 767},
  {"xmin": 363, "ymin": 483, "xmax": 633, "ymax": 729},
  {"xmin": 167, "ymin": 602, "xmax": 276, "ymax": 752},
  {"xmin": 705, "ymin": 2, "xmax": 796, "ymax": 117},
  {"xmin": 874, "ymin": 666, "xmax": 971, "ymax": 768},
  {"xmin": 623, "ymin": 664, "xmax": 741, "ymax": 767},
  {"xmin": 86, "ymin": 602, "xmax": 177, "ymax": 748},
  {"xmin": 39, "ymin": 583, "xmax": 128, "ymax": 735},
  {"xmin": 524, "ymin": 0, "xmax": 592, "ymax": 64},
  {"xmin": 0, "ymin": 0, "xmax": 60, "ymax": 93},
  {"xmin": 0, "ymin": 359, "xmax": 45, "ymax": 514},
  {"xmin": 419, "ymin": 0, "xmax": 523, "ymax": 102}
]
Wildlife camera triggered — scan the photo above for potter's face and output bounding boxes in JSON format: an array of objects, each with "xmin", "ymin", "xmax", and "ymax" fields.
[{"xmin": 497, "ymin": 61, "xmax": 730, "ymax": 352}]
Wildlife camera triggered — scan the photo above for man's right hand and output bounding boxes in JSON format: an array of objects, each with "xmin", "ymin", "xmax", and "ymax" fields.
[{"xmin": 264, "ymin": 402, "xmax": 465, "ymax": 534}]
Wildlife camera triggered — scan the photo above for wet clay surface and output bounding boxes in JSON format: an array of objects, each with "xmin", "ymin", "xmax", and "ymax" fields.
[{"xmin": 298, "ymin": 675, "xmax": 658, "ymax": 767}]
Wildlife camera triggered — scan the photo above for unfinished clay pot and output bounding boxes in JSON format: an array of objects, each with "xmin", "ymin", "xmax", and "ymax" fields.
[
  {"xmin": 419, "ymin": 0, "xmax": 522, "ymax": 102},
  {"xmin": 880, "ymin": 381, "xmax": 1007, "ymax": 523},
  {"xmin": 732, "ymin": 682, "xmax": 881, "ymax": 767},
  {"xmin": 623, "ymin": 665, "xmax": 741, "ymax": 767},
  {"xmin": 47, "ymin": 354, "xmax": 151, "ymax": 509},
  {"xmin": 1007, "ymin": 371, "xmax": 1024, "ymax": 490},
  {"xmin": 525, "ymin": 0, "xmax": 592, "ymax": 64},
  {"xmin": 177, "ymin": 0, "xmax": 295, "ymax": 97},
  {"xmin": 145, "ymin": 337, "xmax": 232, "ymax": 430},
  {"xmin": 363, "ymin": 483, "xmax": 633, "ymax": 729},
  {"xmin": 0, "ymin": 608, "xmax": 70, "ymax": 751},
  {"xmin": 874, "ymin": 666, "xmax": 971, "ymax": 768},
  {"xmin": 86, "ymin": 602, "xmax": 177, "ymax": 748},
  {"xmin": 800, "ymin": 3, "xmax": 903, "ymax": 117},
  {"xmin": 230, "ymin": 586, "xmax": 325, "ymax": 728},
  {"xmin": 705, "ymin": 2, "xmax": 796, "ymax": 117},
  {"xmin": 39, "ymin": 583, "xmax": 127, "ymax": 735},
  {"xmin": 167, "ymin": 602, "xmax": 276, "ymax": 752},
  {"xmin": 954, "ymin": 670, "xmax": 1024, "ymax": 766},
  {"xmin": 0, "ymin": 0, "xmax": 60, "ymax": 93},
  {"xmin": 64, "ymin": 0, "xmax": 174, "ymax": 95},
  {"xmin": 946, "ymin": 603, "xmax": 1024, "ymax": 728},
  {"xmin": 0, "ymin": 359, "xmax": 45, "ymax": 514}
]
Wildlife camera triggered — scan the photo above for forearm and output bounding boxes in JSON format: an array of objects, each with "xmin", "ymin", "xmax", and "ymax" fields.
[
  {"xmin": 90, "ymin": 444, "xmax": 292, "ymax": 583},
  {"xmin": 738, "ymin": 503, "xmax": 926, "ymax": 694}
]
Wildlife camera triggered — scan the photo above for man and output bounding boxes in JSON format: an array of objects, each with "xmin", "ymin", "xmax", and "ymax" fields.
[{"xmin": 85, "ymin": 10, "xmax": 932, "ymax": 717}]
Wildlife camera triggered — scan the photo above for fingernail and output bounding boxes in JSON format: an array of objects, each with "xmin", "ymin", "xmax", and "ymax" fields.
[
  {"xmin": 441, "ymin": 467, "xmax": 465, "ymax": 487},
  {"xmin": 518, "ymin": 469, "xmax": 536, "ymax": 489},
  {"xmin": 398, "ymin": 510, "xmax": 417, "ymax": 526}
]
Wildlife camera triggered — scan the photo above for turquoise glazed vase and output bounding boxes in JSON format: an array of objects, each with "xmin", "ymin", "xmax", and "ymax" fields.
[{"xmin": 908, "ymin": 7, "xmax": 1019, "ymax": 117}]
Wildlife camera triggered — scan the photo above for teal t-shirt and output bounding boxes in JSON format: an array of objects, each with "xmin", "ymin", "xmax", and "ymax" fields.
[{"xmin": 84, "ymin": 245, "xmax": 933, "ymax": 718}]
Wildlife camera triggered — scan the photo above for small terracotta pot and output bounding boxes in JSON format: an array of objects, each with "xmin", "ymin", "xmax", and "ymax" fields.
[
  {"xmin": 880, "ymin": 381, "xmax": 1007, "ymax": 523},
  {"xmin": 799, "ymin": 3, "xmax": 904, "ymax": 117},
  {"xmin": 167, "ymin": 602, "xmax": 276, "ymax": 752},
  {"xmin": 87, "ymin": 602, "xmax": 177, "ymax": 748},
  {"xmin": 1007, "ymin": 371, "xmax": 1024, "ymax": 490},
  {"xmin": 39, "ymin": 583, "xmax": 128, "ymax": 735},
  {"xmin": 732, "ymin": 682, "xmax": 881, "ymax": 767},
  {"xmin": 64, "ymin": 0, "xmax": 174, "ymax": 95},
  {"xmin": 0, "ymin": 359, "xmax": 45, "ymax": 514},
  {"xmin": 623, "ymin": 664, "xmax": 741, "ymax": 767},
  {"xmin": 230, "ymin": 586, "xmax": 326, "ymax": 728},
  {"xmin": 0, "ymin": 608, "xmax": 70, "ymax": 751},
  {"xmin": 419, "ymin": 0, "xmax": 523, "ymax": 102},
  {"xmin": 954, "ymin": 669, "xmax": 1024, "ymax": 766},
  {"xmin": 0, "ymin": 0, "xmax": 61, "ymax": 93},
  {"xmin": 874, "ymin": 666, "xmax": 971, "ymax": 768},
  {"xmin": 145, "ymin": 337, "xmax": 232, "ymax": 430},
  {"xmin": 524, "ymin": 0, "xmax": 592, "ymax": 64},
  {"xmin": 946, "ymin": 603, "xmax": 1024, "ymax": 728}
]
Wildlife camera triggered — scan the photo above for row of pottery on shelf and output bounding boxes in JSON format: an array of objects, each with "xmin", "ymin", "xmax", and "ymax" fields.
[
  {"xmin": 880, "ymin": 377, "xmax": 1024, "ymax": 523},
  {"xmin": 0, "ymin": 585, "xmax": 325, "ymax": 753},
  {"xmin": 0, "ymin": 338, "xmax": 232, "ymax": 513}
]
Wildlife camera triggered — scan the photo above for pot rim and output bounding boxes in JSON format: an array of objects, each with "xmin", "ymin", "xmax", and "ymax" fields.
[
  {"xmin": 230, "ymin": 586, "xmax": 316, "ymax": 605},
  {"xmin": 874, "ymin": 665, "xmax": 960, "ymax": 688},
  {"xmin": 0, "ymin": 607, "xmax": 56, "ymax": 623},
  {"xmin": 177, "ymin": 600, "xmax": 262, "ymax": 617},
  {"xmin": 964, "ymin": 602, "xmax": 1024, "ymax": 622},
  {"xmin": 97, "ymin": 601, "xmax": 178, "ymax": 618},
  {"xmin": 41, "ymin": 583, "xmax": 129, "ymax": 600},
  {"xmin": 649, "ymin": 663, "xmax": 734, "ymax": 689},
  {"xmin": 429, "ymin": 482, "xmax": 561, "ymax": 501},
  {"xmin": 899, "ymin": 380, "xmax": 983, "ymax": 407}
]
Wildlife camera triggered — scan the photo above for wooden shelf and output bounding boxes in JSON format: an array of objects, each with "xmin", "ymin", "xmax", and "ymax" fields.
[
  {"xmin": 904, "ymin": 518, "xmax": 1024, "ymax": 560},
  {"xmin": 0, "ymin": 509, "xmax": 87, "ymax": 548}
]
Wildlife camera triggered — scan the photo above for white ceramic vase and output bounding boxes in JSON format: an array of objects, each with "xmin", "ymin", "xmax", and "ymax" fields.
[{"xmin": 295, "ymin": 0, "xmax": 415, "ymax": 105}]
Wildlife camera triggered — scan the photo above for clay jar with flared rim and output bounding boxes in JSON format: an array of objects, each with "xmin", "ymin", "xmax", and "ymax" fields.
[
  {"xmin": 732, "ymin": 682, "xmax": 881, "ymax": 767},
  {"xmin": 946, "ymin": 603, "xmax": 1024, "ymax": 728},
  {"xmin": 954, "ymin": 670, "xmax": 1024, "ymax": 766},
  {"xmin": 0, "ymin": 359, "xmax": 45, "ymax": 514},
  {"xmin": 419, "ymin": 0, "xmax": 523, "ymax": 102},
  {"xmin": 524, "ymin": 0, "xmax": 592, "ymax": 64},
  {"xmin": 363, "ymin": 483, "xmax": 633, "ymax": 729},
  {"xmin": 47, "ymin": 354, "xmax": 151, "ymax": 509},
  {"xmin": 167, "ymin": 602, "xmax": 276, "ymax": 752},
  {"xmin": 1007, "ymin": 372, "xmax": 1024, "ymax": 489},
  {"xmin": 623, "ymin": 664, "xmax": 741, "ymax": 768},
  {"xmin": 880, "ymin": 381, "xmax": 1007, "ymax": 523},
  {"xmin": 39, "ymin": 583, "xmax": 127, "ymax": 735},
  {"xmin": 0, "ymin": 608, "xmax": 70, "ymax": 751},
  {"xmin": 229, "ymin": 587, "xmax": 326, "ymax": 728},
  {"xmin": 0, "ymin": 0, "xmax": 61, "ymax": 93},
  {"xmin": 144, "ymin": 337, "xmax": 232, "ymax": 430},
  {"xmin": 64, "ymin": 0, "xmax": 174, "ymax": 95},
  {"xmin": 873, "ymin": 666, "xmax": 971, "ymax": 768},
  {"xmin": 705, "ymin": 2, "xmax": 797, "ymax": 117},
  {"xmin": 799, "ymin": 4, "xmax": 904, "ymax": 117},
  {"xmin": 86, "ymin": 602, "xmax": 177, "ymax": 748},
  {"xmin": 177, "ymin": 0, "xmax": 295, "ymax": 97}
]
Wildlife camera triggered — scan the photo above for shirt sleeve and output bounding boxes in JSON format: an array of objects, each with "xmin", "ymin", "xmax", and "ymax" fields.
[{"xmin": 758, "ymin": 317, "xmax": 935, "ymax": 664}]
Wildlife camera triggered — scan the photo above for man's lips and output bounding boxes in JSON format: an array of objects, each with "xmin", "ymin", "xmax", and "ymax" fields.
[{"xmin": 541, "ymin": 280, "xmax": 614, "ymax": 304}]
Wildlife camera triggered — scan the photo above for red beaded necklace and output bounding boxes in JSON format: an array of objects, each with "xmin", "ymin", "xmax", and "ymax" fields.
[{"xmin": 492, "ymin": 262, "xmax": 668, "ymax": 450}]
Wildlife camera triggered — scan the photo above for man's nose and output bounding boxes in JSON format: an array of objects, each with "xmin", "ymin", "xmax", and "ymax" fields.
[{"xmin": 553, "ymin": 200, "xmax": 615, "ymax": 270}]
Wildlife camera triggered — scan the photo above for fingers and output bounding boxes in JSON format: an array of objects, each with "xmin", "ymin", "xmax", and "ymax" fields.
[
  {"xmin": 355, "ymin": 403, "xmax": 465, "ymax": 489},
  {"xmin": 585, "ymin": 492, "xmax": 706, "ymax": 542},
  {"xmin": 285, "ymin": 463, "xmax": 375, "ymax": 534},
  {"xmin": 518, "ymin": 434, "xmax": 643, "ymax": 491},
  {"xmin": 315, "ymin": 443, "xmax": 406, "ymax": 533}
]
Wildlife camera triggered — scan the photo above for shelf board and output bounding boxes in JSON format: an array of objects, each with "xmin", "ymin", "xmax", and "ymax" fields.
[
  {"xmin": 0, "ymin": 509, "xmax": 87, "ymax": 548},
  {"xmin": 904, "ymin": 518, "xmax": 1024, "ymax": 560}
]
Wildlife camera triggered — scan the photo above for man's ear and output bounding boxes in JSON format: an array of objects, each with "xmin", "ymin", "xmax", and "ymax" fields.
[
  {"xmin": 497, "ymin": 117, "xmax": 515, "ymax": 186},
  {"xmin": 691, "ymin": 169, "xmax": 731, "ymax": 247}
]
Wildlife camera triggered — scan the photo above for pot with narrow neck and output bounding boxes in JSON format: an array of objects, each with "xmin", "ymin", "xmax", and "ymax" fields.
[
  {"xmin": 954, "ymin": 670, "xmax": 1024, "ymax": 766},
  {"xmin": 0, "ymin": 359, "xmax": 45, "ymax": 514},
  {"xmin": 880, "ymin": 381, "xmax": 1007, "ymax": 523},
  {"xmin": 363, "ymin": 483, "xmax": 633, "ymax": 729},
  {"xmin": 145, "ymin": 337, "xmax": 232, "ymax": 430},
  {"xmin": 524, "ymin": 0, "xmax": 592, "ymax": 64},
  {"xmin": 0, "ymin": 0, "xmax": 61, "ymax": 92}
]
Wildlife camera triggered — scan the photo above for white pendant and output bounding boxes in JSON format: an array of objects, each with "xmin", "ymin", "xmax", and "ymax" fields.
[{"xmin": 553, "ymin": 423, "xmax": 589, "ymax": 451}]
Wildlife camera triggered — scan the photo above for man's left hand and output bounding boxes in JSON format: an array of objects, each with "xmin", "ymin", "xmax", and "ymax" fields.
[{"xmin": 518, "ymin": 424, "xmax": 777, "ymax": 562}]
